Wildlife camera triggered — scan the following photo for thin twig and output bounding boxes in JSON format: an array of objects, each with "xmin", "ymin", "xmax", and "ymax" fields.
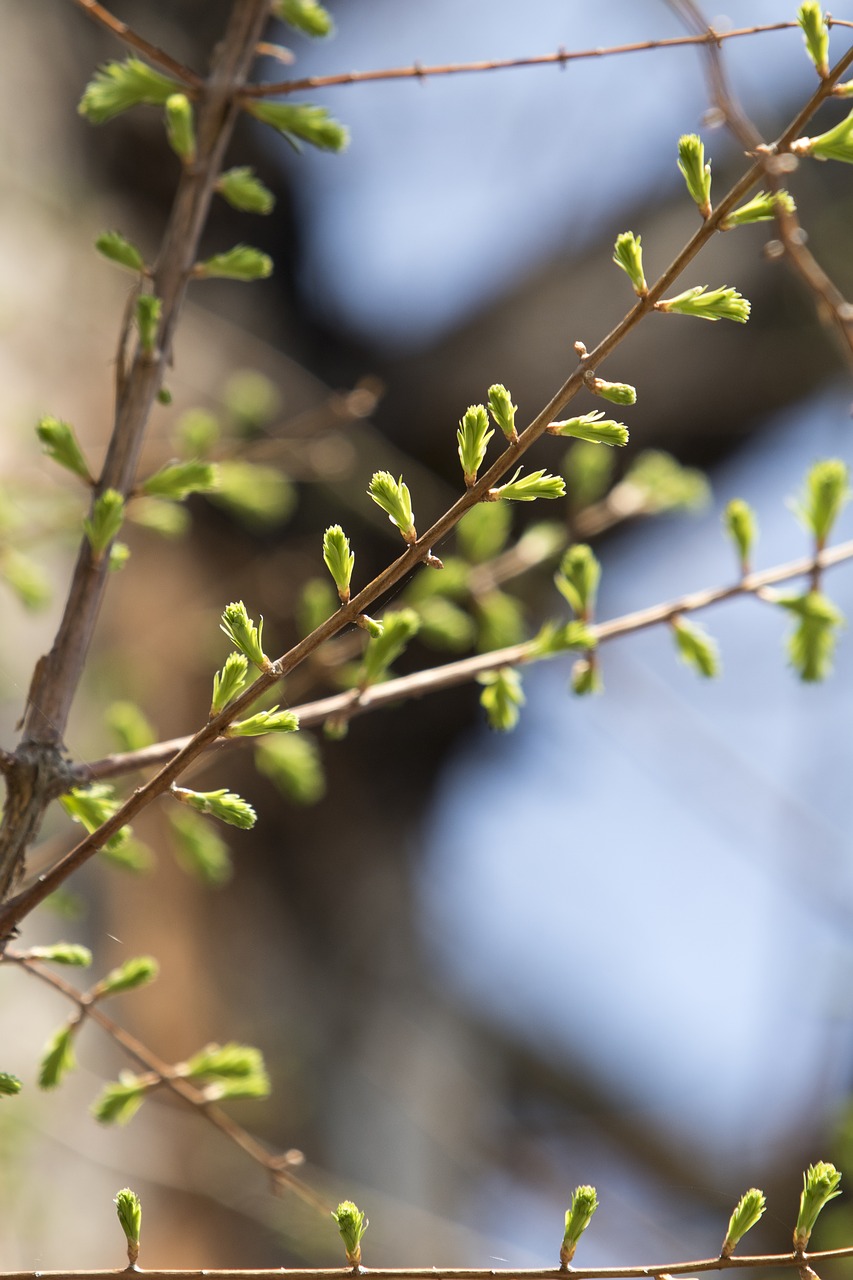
[{"xmin": 69, "ymin": 0, "xmax": 204, "ymax": 89}]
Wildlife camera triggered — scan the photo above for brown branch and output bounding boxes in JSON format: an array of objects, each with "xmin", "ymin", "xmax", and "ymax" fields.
[
  {"xmin": 6, "ymin": 952, "xmax": 328, "ymax": 1213},
  {"xmin": 3, "ymin": 1246, "xmax": 853, "ymax": 1280},
  {"xmin": 69, "ymin": 0, "xmax": 204, "ymax": 89},
  {"xmin": 244, "ymin": 22, "xmax": 817, "ymax": 97},
  {"xmin": 3, "ymin": 32, "xmax": 852, "ymax": 938}
]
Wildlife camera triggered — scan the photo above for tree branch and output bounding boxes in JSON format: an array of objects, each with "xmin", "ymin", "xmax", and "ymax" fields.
[{"xmin": 69, "ymin": 0, "xmax": 204, "ymax": 89}]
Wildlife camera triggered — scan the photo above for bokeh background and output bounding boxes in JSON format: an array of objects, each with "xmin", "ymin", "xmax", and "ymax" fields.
[{"xmin": 2, "ymin": 0, "xmax": 853, "ymax": 1272}]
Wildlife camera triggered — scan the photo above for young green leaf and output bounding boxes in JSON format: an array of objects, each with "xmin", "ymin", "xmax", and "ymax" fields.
[
  {"xmin": 194, "ymin": 245, "xmax": 273, "ymax": 282},
  {"xmin": 360, "ymin": 609, "xmax": 420, "ymax": 686},
  {"xmin": 490, "ymin": 467, "xmax": 566, "ymax": 503},
  {"xmin": 114, "ymin": 1186, "xmax": 142, "ymax": 1264},
  {"xmin": 225, "ymin": 707, "xmax": 300, "ymax": 737},
  {"xmin": 141, "ymin": 459, "xmax": 218, "ymax": 500},
  {"xmin": 792, "ymin": 108, "xmax": 853, "ymax": 163},
  {"xmin": 656, "ymin": 285, "xmax": 750, "ymax": 323},
  {"xmin": 457, "ymin": 404, "xmax": 494, "ymax": 486},
  {"xmin": 722, "ymin": 1188, "xmax": 766, "ymax": 1257},
  {"xmin": 26, "ymin": 943, "xmax": 93, "ymax": 967},
  {"xmin": 95, "ymin": 956, "xmax": 159, "ymax": 998},
  {"xmin": 244, "ymin": 100, "xmax": 349, "ymax": 153},
  {"xmin": 38, "ymin": 1024, "xmax": 76, "ymax": 1090},
  {"xmin": 36, "ymin": 416, "xmax": 93, "ymax": 482},
  {"xmin": 168, "ymin": 808, "xmax": 233, "ymax": 887},
  {"xmin": 487, "ymin": 384, "xmax": 518, "ymax": 442},
  {"xmin": 220, "ymin": 601, "xmax": 269, "ymax": 670},
  {"xmin": 777, "ymin": 591, "xmax": 845, "ymax": 682},
  {"xmin": 722, "ymin": 190, "xmax": 795, "ymax": 228},
  {"xmin": 531, "ymin": 619, "xmax": 598, "ymax": 657},
  {"xmin": 791, "ymin": 459, "xmax": 850, "ymax": 546},
  {"xmin": 368, "ymin": 471, "xmax": 417, "ymax": 541},
  {"xmin": 621, "ymin": 450, "xmax": 710, "ymax": 514},
  {"xmin": 211, "ymin": 651, "xmax": 250, "ymax": 717},
  {"xmin": 323, "ymin": 525, "xmax": 355, "ymax": 602},
  {"xmin": 0, "ymin": 1073, "xmax": 22, "ymax": 1098},
  {"xmin": 795, "ymin": 1161, "xmax": 842, "ymax": 1248},
  {"xmin": 164, "ymin": 93, "xmax": 196, "ymax": 163},
  {"xmin": 216, "ymin": 167, "xmax": 275, "ymax": 215},
  {"xmin": 586, "ymin": 376, "xmax": 637, "ymax": 405},
  {"xmin": 93, "ymin": 1075, "xmax": 149, "ymax": 1126},
  {"xmin": 612, "ymin": 231, "xmax": 648, "ymax": 295},
  {"xmin": 274, "ymin": 0, "xmax": 335, "ymax": 37},
  {"xmin": 548, "ymin": 410, "xmax": 629, "ymax": 447},
  {"xmin": 571, "ymin": 656, "xmax": 603, "ymax": 695},
  {"xmin": 256, "ymin": 732, "xmax": 326, "ymax": 805},
  {"xmin": 724, "ymin": 498, "xmax": 758, "ymax": 573},
  {"xmin": 136, "ymin": 294, "xmax": 162, "ymax": 355},
  {"xmin": 478, "ymin": 667, "xmax": 525, "ymax": 732},
  {"xmin": 332, "ymin": 1200, "xmax": 369, "ymax": 1267},
  {"xmin": 183, "ymin": 1041, "xmax": 267, "ymax": 1082},
  {"xmin": 672, "ymin": 616, "xmax": 720, "ymax": 678},
  {"xmin": 60, "ymin": 783, "xmax": 134, "ymax": 856},
  {"xmin": 555, "ymin": 544, "xmax": 601, "ymax": 619},
  {"xmin": 561, "ymin": 1185, "xmax": 599, "ymax": 1265},
  {"xmin": 172, "ymin": 786, "xmax": 258, "ymax": 830},
  {"xmin": 797, "ymin": 1, "xmax": 830, "ymax": 77},
  {"xmin": 677, "ymin": 133, "xmax": 712, "ymax": 217},
  {"xmin": 79, "ymin": 57, "xmax": 181, "ymax": 124},
  {"xmin": 84, "ymin": 489, "xmax": 125, "ymax": 559}
]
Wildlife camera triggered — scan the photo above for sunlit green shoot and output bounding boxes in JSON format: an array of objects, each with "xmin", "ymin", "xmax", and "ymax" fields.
[
  {"xmin": 791, "ymin": 459, "xmax": 850, "ymax": 547},
  {"xmin": 79, "ymin": 57, "xmax": 181, "ymax": 124},
  {"xmin": 612, "ymin": 231, "xmax": 648, "ymax": 295},
  {"xmin": 194, "ymin": 245, "xmax": 273, "ymax": 282},
  {"xmin": 777, "ymin": 591, "xmax": 845, "ymax": 682},
  {"xmin": 561, "ymin": 1185, "xmax": 599, "ymax": 1265},
  {"xmin": 220, "ymin": 601, "xmax": 270, "ymax": 671},
  {"xmin": 38, "ymin": 1024, "xmax": 76, "ymax": 1090},
  {"xmin": 244, "ymin": 100, "xmax": 349, "ymax": 153},
  {"xmin": 171, "ymin": 786, "xmax": 257, "ymax": 830},
  {"xmin": 672, "ymin": 616, "xmax": 720, "ymax": 678},
  {"xmin": 95, "ymin": 228, "xmax": 144, "ymax": 274},
  {"xmin": 586, "ymin": 376, "xmax": 637, "ymax": 405},
  {"xmin": 478, "ymin": 667, "xmax": 525, "ymax": 732},
  {"xmin": 487, "ymin": 384, "xmax": 519, "ymax": 442},
  {"xmin": 216, "ymin": 166, "xmax": 276, "ymax": 215},
  {"xmin": 795, "ymin": 1161, "xmax": 842, "ymax": 1248},
  {"xmin": 136, "ymin": 294, "xmax": 162, "ymax": 355},
  {"xmin": 457, "ymin": 404, "xmax": 494, "ymax": 486},
  {"xmin": 368, "ymin": 471, "xmax": 417, "ymax": 542},
  {"xmin": 84, "ymin": 489, "xmax": 125, "ymax": 560},
  {"xmin": 114, "ymin": 1187, "xmax": 142, "ymax": 1264},
  {"xmin": 724, "ymin": 498, "xmax": 758, "ymax": 574},
  {"xmin": 323, "ymin": 525, "xmax": 355, "ymax": 602},
  {"xmin": 798, "ymin": 1, "xmax": 830, "ymax": 77},
  {"xmin": 93, "ymin": 1075, "xmax": 149, "ymax": 1126},
  {"xmin": 656, "ymin": 285, "xmax": 750, "ymax": 323},
  {"xmin": 95, "ymin": 956, "xmax": 159, "ymax": 999},
  {"xmin": 490, "ymin": 468, "xmax": 565, "ymax": 503},
  {"xmin": 332, "ymin": 1200, "xmax": 368, "ymax": 1267},
  {"xmin": 722, "ymin": 1188, "xmax": 766, "ymax": 1257},
  {"xmin": 141, "ymin": 459, "xmax": 218, "ymax": 500},
  {"xmin": 555, "ymin": 544, "xmax": 601, "ymax": 619},
  {"xmin": 678, "ymin": 133, "xmax": 712, "ymax": 217},
  {"xmin": 274, "ymin": 0, "xmax": 335, "ymax": 36},
  {"xmin": 224, "ymin": 707, "xmax": 300, "ymax": 737},
  {"xmin": 722, "ymin": 190, "xmax": 795, "ymax": 228},
  {"xmin": 211, "ymin": 652, "xmax": 250, "ymax": 717},
  {"xmin": 548, "ymin": 410, "xmax": 628, "ymax": 447}
]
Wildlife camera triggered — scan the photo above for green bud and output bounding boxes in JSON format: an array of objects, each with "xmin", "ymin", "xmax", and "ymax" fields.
[
  {"xmin": 256, "ymin": 733, "xmax": 326, "ymax": 805},
  {"xmin": 677, "ymin": 133, "xmax": 712, "ymax": 217},
  {"xmin": 1, "ymin": 550, "xmax": 51, "ymax": 610},
  {"xmin": 114, "ymin": 1187, "xmax": 142, "ymax": 1264},
  {"xmin": 561, "ymin": 441, "xmax": 615, "ymax": 509},
  {"xmin": 273, "ymin": 0, "xmax": 335, "ymax": 36},
  {"xmin": 793, "ymin": 108, "xmax": 853, "ymax": 163},
  {"xmin": 323, "ymin": 525, "xmax": 355, "ymax": 602},
  {"xmin": 108, "ymin": 542, "xmax": 131, "ymax": 571},
  {"xmin": 245, "ymin": 100, "xmax": 349, "ymax": 153},
  {"xmin": 656, "ymin": 285, "xmax": 750, "ymax": 323},
  {"xmin": 171, "ymin": 786, "xmax": 257, "ymax": 830},
  {"xmin": 184, "ymin": 1041, "xmax": 267, "ymax": 1081},
  {"xmin": 722, "ymin": 190, "xmax": 796, "ymax": 228},
  {"xmin": 225, "ymin": 707, "xmax": 300, "ymax": 737},
  {"xmin": 531, "ymin": 619, "xmax": 598, "ymax": 657},
  {"xmin": 368, "ymin": 471, "xmax": 417, "ymax": 541},
  {"xmin": 26, "ymin": 943, "xmax": 93, "ymax": 967},
  {"xmin": 491, "ymin": 467, "xmax": 566, "ymax": 503},
  {"xmin": 168, "ymin": 808, "xmax": 232, "ymax": 887},
  {"xmin": 129, "ymin": 496, "xmax": 190, "ymax": 538},
  {"xmin": 60, "ymin": 783, "xmax": 129, "ymax": 849},
  {"xmin": 798, "ymin": 1, "xmax": 830, "ymax": 76},
  {"xmin": 555, "ymin": 544, "xmax": 601, "ymax": 619},
  {"xmin": 612, "ymin": 231, "xmax": 648, "ymax": 295},
  {"xmin": 93, "ymin": 1076, "xmax": 148, "ymax": 1126},
  {"xmin": 106, "ymin": 701, "xmax": 155, "ymax": 751},
  {"xmin": 136, "ymin": 293, "xmax": 162, "ymax": 355},
  {"xmin": 165, "ymin": 93, "xmax": 196, "ymax": 163},
  {"xmin": 216, "ymin": 166, "xmax": 275, "ymax": 215},
  {"xmin": 360, "ymin": 608, "xmax": 420, "ymax": 687},
  {"xmin": 84, "ymin": 488, "xmax": 125, "ymax": 559},
  {"xmin": 777, "ymin": 590, "xmax": 845, "ymax": 682},
  {"xmin": 478, "ymin": 667, "xmax": 525, "ymax": 732},
  {"xmin": 91, "ymin": 233, "xmax": 147, "ymax": 277},
  {"xmin": 724, "ymin": 498, "xmax": 758, "ymax": 573},
  {"xmin": 174, "ymin": 409, "xmax": 220, "ymax": 457},
  {"xmin": 156, "ymin": 386, "xmax": 172, "ymax": 405},
  {"xmin": 38, "ymin": 1024, "xmax": 76, "ymax": 1090},
  {"xmin": 332, "ymin": 1200, "xmax": 368, "ymax": 1267},
  {"xmin": 622, "ymin": 450, "xmax": 710, "ymax": 514},
  {"xmin": 791, "ymin": 458, "xmax": 850, "ymax": 547},
  {"xmin": 487, "ymin": 384, "xmax": 519, "ymax": 442},
  {"xmin": 79, "ymin": 57, "xmax": 181, "ymax": 124},
  {"xmin": 457, "ymin": 501, "xmax": 512, "ymax": 562},
  {"xmin": 36, "ymin": 416, "xmax": 92, "ymax": 481},
  {"xmin": 0, "ymin": 1073, "xmax": 22, "ymax": 1098},
  {"xmin": 586, "ymin": 377, "xmax": 637, "ymax": 405},
  {"xmin": 795, "ymin": 1161, "xmax": 842, "ymax": 1248},
  {"xmin": 220, "ymin": 600, "xmax": 269, "ymax": 670},
  {"xmin": 96, "ymin": 955, "xmax": 159, "ymax": 998},
  {"xmin": 548, "ymin": 410, "xmax": 628, "ymax": 448},
  {"xmin": 561, "ymin": 1185, "xmax": 598, "ymax": 1265},
  {"xmin": 141, "ymin": 458, "xmax": 218, "ymax": 500},
  {"xmin": 571, "ymin": 656, "xmax": 603, "ymax": 696},
  {"xmin": 194, "ymin": 245, "xmax": 273, "ymax": 282},
  {"xmin": 212, "ymin": 461, "xmax": 295, "ymax": 530},
  {"xmin": 457, "ymin": 404, "xmax": 495, "ymax": 486},
  {"xmin": 672, "ymin": 616, "xmax": 720, "ymax": 678},
  {"xmin": 722, "ymin": 1188, "xmax": 766, "ymax": 1257},
  {"xmin": 211, "ymin": 651, "xmax": 250, "ymax": 716}
]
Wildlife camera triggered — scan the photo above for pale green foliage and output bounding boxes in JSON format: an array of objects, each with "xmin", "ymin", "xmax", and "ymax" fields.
[
  {"xmin": 212, "ymin": 461, "xmax": 295, "ymax": 530},
  {"xmin": 175, "ymin": 408, "xmax": 221, "ymax": 457},
  {"xmin": 96, "ymin": 956, "xmax": 159, "ymax": 997},
  {"xmin": 38, "ymin": 1024, "xmax": 76, "ymax": 1090},
  {"xmin": 724, "ymin": 498, "xmax": 758, "ymax": 571},
  {"xmin": 658, "ymin": 285, "xmax": 751, "ymax": 323},
  {"xmin": 415, "ymin": 596, "xmax": 476, "ymax": 651},
  {"xmin": 476, "ymin": 589, "xmax": 525, "ymax": 651},
  {"xmin": 129, "ymin": 496, "xmax": 190, "ymax": 538},
  {"xmin": 531, "ymin": 619, "xmax": 598, "ymax": 657},
  {"xmin": 220, "ymin": 601, "xmax": 268, "ymax": 669},
  {"xmin": 571, "ymin": 656, "xmax": 604, "ymax": 695},
  {"xmin": 135, "ymin": 294, "xmax": 162, "ymax": 354},
  {"xmin": 677, "ymin": 133, "xmax": 712, "ymax": 216},
  {"xmin": 612, "ymin": 231, "xmax": 647, "ymax": 294},
  {"xmin": 791, "ymin": 458, "xmax": 850, "ymax": 545},
  {"xmin": 493, "ymin": 467, "xmax": 565, "ymax": 502},
  {"xmin": 168, "ymin": 808, "xmax": 233, "ymax": 887},
  {"xmin": 456, "ymin": 501, "xmax": 512, "ymax": 562},
  {"xmin": 84, "ymin": 489, "xmax": 125, "ymax": 558},
  {"xmin": 79, "ymin": 57, "xmax": 180, "ymax": 123},
  {"xmin": 487, "ymin": 384, "xmax": 518, "ymax": 441},
  {"xmin": 723, "ymin": 1188, "xmax": 766, "ymax": 1255},
  {"xmin": 562, "ymin": 442, "xmax": 615, "ymax": 509},
  {"xmin": 672, "ymin": 617, "xmax": 720, "ymax": 678},
  {"xmin": 360, "ymin": 609, "xmax": 420, "ymax": 686},
  {"xmin": 114, "ymin": 1187, "xmax": 142, "ymax": 1247},
  {"xmin": 457, "ymin": 404, "xmax": 494, "ymax": 485},
  {"xmin": 225, "ymin": 707, "xmax": 300, "ymax": 737},
  {"xmin": 141, "ymin": 459, "xmax": 218, "ymax": 501},
  {"xmin": 623, "ymin": 451, "xmax": 710, "ymax": 514},
  {"xmin": 323, "ymin": 525, "xmax": 355, "ymax": 601},
  {"xmin": 796, "ymin": 1161, "xmax": 842, "ymax": 1247},
  {"xmin": 183, "ymin": 1042, "xmax": 269, "ymax": 1099},
  {"xmin": 26, "ymin": 943, "xmax": 93, "ymax": 967},
  {"xmin": 172, "ymin": 786, "xmax": 258, "ymax": 830},
  {"xmin": 93, "ymin": 1076, "xmax": 148, "ymax": 1125},
  {"xmin": 245, "ymin": 100, "xmax": 349, "ymax": 152},
  {"xmin": 211, "ymin": 652, "xmax": 250, "ymax": 716},
  {"xmin": 60, "ymin": 782, "xmax": 134, "ymax": 857},
  {"xmin": 478, "ymin": 667, "xmax": 525, "ymax": 731},
  {"xmin": 588, "ymin": 377, "xmax": 637, "ymax": 405},
  {"xmin": 256, "ymin": 733, "xmax": 326, "ymax": 805},
  {"xmin": 165, "ymin": 93, "xmax": 196, "ymax": 163},
  {"xmin": 778, "ymin": 591, "xmax": 845, "ymax": 682},
  {"xmin": 798, "ymin": 1, "xmax": 830, "ymax": 76},
  {"xmin": 562, "ymin": 1185, "xmax": 599, "ymax": 1263},
  {"xmin": 274, "ymin": 0, "xmax": 335, "ymax": 38},
  {"xmin": 1, "ymin": 550, "xmax": 51, "ymax": 609},
  {"xmin": 217, "ymin": 167, "xmax": 275, "ymax": 215},
  {"xmin": 368, "ymin": 471, "xmax": 416, "ymax": 540},
  {"xmin": 0, "ymin": 1073, "xmax": 22, "ymax": 1098},
  {"xmin": 196, "ymin": 245, "xmax": 273, "ymax": 282},
  {"xmin": 799, "ymin": 108, "xmax": 853, "ymax": 163},
  {"xmin": 36, "ymin": 416, "xmax": 92, "ymax": 481},
  {"xmin": 723, "ymin": 190, "xmax": 795, "ymax": 228},
  {"xmin": 332, "ymin": 1201, "xmax": 368, "ymax": 1265},
  {"xmin": 555, "ymin": 544, "xmax": 601, "ymax": 619},
  {"xmin": 549, "ymin": 410, "xmax": 628, "ymax": 447}
]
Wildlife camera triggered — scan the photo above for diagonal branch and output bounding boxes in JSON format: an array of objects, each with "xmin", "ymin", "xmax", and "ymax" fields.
[{"xmin": 69, "ymin": 0, "xmax": 204, "ymax": 89}]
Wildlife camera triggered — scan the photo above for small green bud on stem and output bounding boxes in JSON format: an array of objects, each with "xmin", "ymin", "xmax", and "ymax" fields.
[
  {"xmin": 323, "ymin": 525, "xmax": 355, "ymax": 602},
  {"xmin": 114, "ymin": 1188, "xmax": 142, "ymax": 1266},
  {"xmin": 332, "ymin": 1200, "xmax": 368, "ymax": 1267},
  {"xmin": 724, "ymin": 498, "xmax": 758, "ymax": 574},
  {"xmin": 584, "ymin": 374, "xmax": 637, "ymax": 405},
  {"xmin": 612, "ymin": 232, "xmax": 648, "ymax": 295},
  {"xmin": 487, "ymin": 384, "xmax": 519, "ymax": 442},
  {"xmin": 561, "ymin": 1185, "xmax": 598, "ymax": 1266},
  {"xmin": 722, "ymin": 1188, "xmax": 766, "ymax": 1257},
  {"xmin": 368, "ymin": 471, "xmax": 417, "ymax": 542},
  {"xmin": 656, "ymin": 286, "xmax": 750, "ymax": 323},
  {"xmin": 795, "ymin": 1162, "xmax": 842, "ymax": 1249},
  {"xmin": 797, "ymin": 1, "xmax": 830, "ymax": 77},
  {"xmin": 165, "ymin": 93, "xmax": 196, "ymax": 163},
  {"xmin": 677, "ymin": 133, "xmax": 712, "ymax": 218},
  {"xmin": 457, "ymin": 404, "xmax": 494, "ymax": 486},
  {"xmin": 489, "ymin": 467, "xmax": 566, "ymax": 503}
]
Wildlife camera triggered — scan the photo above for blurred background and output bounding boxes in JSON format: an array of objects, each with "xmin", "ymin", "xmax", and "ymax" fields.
[{"xmin": 2, "ymin": 0, "xmax": 853, "ymax": 1272}]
